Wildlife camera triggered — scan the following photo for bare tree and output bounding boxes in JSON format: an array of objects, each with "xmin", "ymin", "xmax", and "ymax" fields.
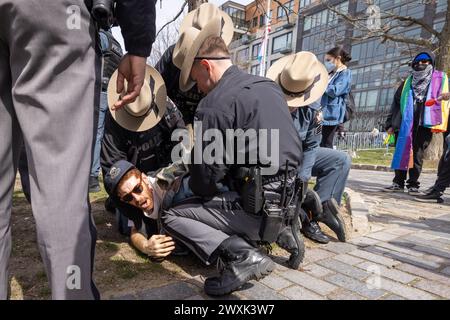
[
  {"xmin": 188, "ymin": 0, "xmax": 208, "ymax": 11},
  {"xmin": 316, "ymin": 0, "xmax": 449, "ymax": 159},
  {"xmin": 148, "ymin": 21, "xmax": 181, "ymax": 66}
]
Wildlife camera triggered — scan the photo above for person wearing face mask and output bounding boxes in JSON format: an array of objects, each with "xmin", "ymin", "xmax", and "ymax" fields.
[
  {"xmin": 384, "ymin": 50, "xmax": 449, "ymax": 195},
  {"xmin": 320, "ymin": 46, "xmax": 353, "ymax": 148}
]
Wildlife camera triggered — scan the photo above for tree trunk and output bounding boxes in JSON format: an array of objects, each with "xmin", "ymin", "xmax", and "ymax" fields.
[
  {"xmin": 188, "ymin": 0, "xmax": 208, "ymax": 12},
  {"xmin": 424, "ymin": 0, "xmax": 450, "ymax": 161}
]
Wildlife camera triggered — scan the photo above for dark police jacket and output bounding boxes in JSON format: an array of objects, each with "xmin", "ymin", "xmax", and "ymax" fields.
[
  {"xmin": 189, "ymin": 66, "xmax": 303, "ymax": 197},
  {"xmin": 100, "ymin": 102, "xmax": 185, "ymax": 177},
  {"xmin": 154, "ymin": 45, "xmax": 203, "ymax": 124},
  {"xmin": 291, "ymin": 102, "xmax": 322, "ymax": 181},
  {"xmin": 114, "ymin": 0, "xmax": 157, "ymax": 57}
]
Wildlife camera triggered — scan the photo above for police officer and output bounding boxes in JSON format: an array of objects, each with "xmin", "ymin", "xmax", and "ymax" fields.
[
  {"xmin": 101, "ymin": 66, "xmax": 185, "ymax": 236},
  {"xmin": 267, "ymin": 52, "xmax": 350, "ymax": 243},
  {"xmin": 0, "ymin": 0, "xmax": 156, "ymax": 299},
  {"xmin": 161, "ymin": 19, "xmax": 303, "ymax": 296},
  {"xmin": 89, "ymin": 29, "xmax": 124, "ymax": 193},
  {"xmin": 155, "ymin": 3, "xmax": 235, "ymax": 125}
]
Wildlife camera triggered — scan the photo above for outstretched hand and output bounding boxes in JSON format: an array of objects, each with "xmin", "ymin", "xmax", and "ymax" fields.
[
  {"xmin": 144, "ymin": 235, "xmax": 176, "ymax": 258},
  {"xmin": 112, "ymin": 54, "xmax": 147, "ymax": 110}
]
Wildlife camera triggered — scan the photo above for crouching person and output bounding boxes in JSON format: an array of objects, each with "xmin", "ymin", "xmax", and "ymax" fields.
[
  {"xmin": 267, "ymin": 52, "xmax": 350, "ymax": 243},
  {"xmin": 103, "ymin": 160, "xmax": 191, "ymax": 260},
  {"xmin": 162, "ymin": 17, "xmax": 304, "ymax": 296}
]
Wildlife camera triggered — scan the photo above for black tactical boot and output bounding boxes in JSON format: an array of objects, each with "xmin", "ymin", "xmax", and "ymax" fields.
[
  {"xmin": 276, "ymin": 225, "xmax": 305, "ymax": 269},
  {"xmin": 301, "ymin": 219, "xmax": 330, "ymax": 244},
  {"xmin": 415, "ymin": 187, "xmax": 444, "ymax": 203},
  {"xmin": 316, "ymin": 198, "xmax": 347, "ymax": 242},
  {"xmin": 204, "ymin": 236, "xmax": 275, "ymax": 296}
]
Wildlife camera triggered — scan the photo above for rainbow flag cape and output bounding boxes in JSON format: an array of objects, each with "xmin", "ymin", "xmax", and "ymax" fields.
[{"xmin": 391, "ymin": 71, "xmax": 449, "ymax": 170}]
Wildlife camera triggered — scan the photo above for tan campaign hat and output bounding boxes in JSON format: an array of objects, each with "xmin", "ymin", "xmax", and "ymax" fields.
[
  {"xmin": 172, "ymin": 16, "xmax": 223, "ymax": 92},
  {"xmin": 267, "ymin": 51, "xmax": 328, "ymax": 107},
  {"xmin": 107, "ymin": 66, "xmax": 167, "ymax": 131},
  {"xmin": 179, "ymin": 2, "xmax": 234, "ymax": 46}
]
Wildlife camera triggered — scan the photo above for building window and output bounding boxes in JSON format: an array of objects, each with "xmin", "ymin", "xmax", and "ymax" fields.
[
  {"xmin": 252, "ymin": 43, "xmax": 262, "ymax": 59},
  {"xmin": 237, "ymin": 47, "xmax": 249, "ymax": 63},
  {"xmin": 251, "ymin": 64, "xmax": 261, "ymax": 75},
  {"xmin": 260, "ymin": 15, "xmax": 265, "ymax": 26},
  {"xmin": 436, "ymin": 0, "xmax": 448, "ymax": 13},
  {"xmin": 252, "ymin": 17, "xmax": 258, "ymax": 28},
  {"xmin": 271, "ymin": 58, "xmax": 280, "ymax": 66},
  {"xmin": 300, "ymin": 0, "xmax": 312, "ymax": 8},
  {"xmin": 272, "ymin": 32, "xmax": 292, "ymax": 53}
]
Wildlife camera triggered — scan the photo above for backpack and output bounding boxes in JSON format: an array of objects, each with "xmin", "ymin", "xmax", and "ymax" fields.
[{"xmin": 343, "ymin": 90, "xmax": 355, "ymax": 123}]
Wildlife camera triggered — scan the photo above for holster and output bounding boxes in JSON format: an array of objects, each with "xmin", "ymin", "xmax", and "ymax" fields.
[{"xmin": 234, "ymin": 166, "xmax": 265, "ymax": 215}]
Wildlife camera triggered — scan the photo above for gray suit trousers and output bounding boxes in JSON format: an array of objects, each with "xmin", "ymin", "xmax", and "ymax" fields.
[
  {"xmin": 0, "ymin": 0, "xmax": 99, "ymax": 299},
  {"xmin": 161, "ymin": 192, "xmax": 264, "ymax": 265}
]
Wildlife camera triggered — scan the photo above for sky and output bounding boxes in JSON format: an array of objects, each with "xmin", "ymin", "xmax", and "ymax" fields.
[{"xmin": 112, "ymin": 0, "xmax": 253, "ymax": 53}]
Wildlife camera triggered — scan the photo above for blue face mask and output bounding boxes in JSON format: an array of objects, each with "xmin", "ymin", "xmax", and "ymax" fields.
[{"xmin": 324, "ymin": 60, "xmax": 336, "ymax": 73}]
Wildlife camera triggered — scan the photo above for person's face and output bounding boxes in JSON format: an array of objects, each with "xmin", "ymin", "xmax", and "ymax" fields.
[
  {"xmin": 325, "ymin": 54, "xmax": 339, "ymax": 66},
  {"xmin": 190, "ymin": 60, "xmax": 215, "ymax": 94},
  {"xmin": 117, "ymin": 172, "xmax": 154, "ymax": 212}
]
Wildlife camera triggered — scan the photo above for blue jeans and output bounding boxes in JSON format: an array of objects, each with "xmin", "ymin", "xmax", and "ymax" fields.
[
  {"xmin": 312, "ymin": 147, "xmax": 351, "ymax": 205},
  {"xmin": 90, "ymin": 91, "xmax": 108, "ymax": 178}
]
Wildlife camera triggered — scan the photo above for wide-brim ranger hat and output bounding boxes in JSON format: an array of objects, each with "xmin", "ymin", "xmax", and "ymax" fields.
[
  {"xmin": 266, "ymin": 51, "xmax": 328, "ymax": 107},
  {"xmin": 107, "ymin": 65, "xmax": 167, "ymax": 132},
  {"xmin": 173, "ymin": 16, "xmax": 223, "ymax": 92},
  {"xmin": 179, "ymin": 2, "xmax": 234, "ymax": 46}
]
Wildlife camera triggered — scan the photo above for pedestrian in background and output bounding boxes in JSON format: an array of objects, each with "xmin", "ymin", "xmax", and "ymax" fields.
[{"xmin": 320, "ymin": 46, "xmax": 352, "ymax": 148}]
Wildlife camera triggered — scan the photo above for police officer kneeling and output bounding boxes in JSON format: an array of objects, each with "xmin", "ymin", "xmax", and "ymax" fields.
[{"xmin": 160, "ymin": 18, "xmax": 303, "ymax": 296}]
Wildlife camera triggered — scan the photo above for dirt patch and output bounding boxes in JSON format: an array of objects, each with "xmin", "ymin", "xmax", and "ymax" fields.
[
  {"xmin": 9, "ymin": 180, "xmax": 353, "ymax": 299},
  {"xmin": 9, "ymin": 188, "xmax": 212, "ymax": 300}
]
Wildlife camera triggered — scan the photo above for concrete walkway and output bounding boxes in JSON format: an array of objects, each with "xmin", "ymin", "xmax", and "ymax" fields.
[{"xmin": 112, "ymin": 170, "xmax": 450, "ymax": 300}]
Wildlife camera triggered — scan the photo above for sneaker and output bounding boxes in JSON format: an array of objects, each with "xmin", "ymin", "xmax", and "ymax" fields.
[
  {"xmin": 382, "ymin": 183, "xmax": 404, "ymax": 193},
  {"xmin": 89, "ymin": 176, "xmax": 101, "ymax": 193},
  {"xmin": 415, "ymin": 188, "xmax": 444, "ymax": 203},
  {"xmin": 407, "ymin": 187, "xmax": 420, "ymax": 196}
]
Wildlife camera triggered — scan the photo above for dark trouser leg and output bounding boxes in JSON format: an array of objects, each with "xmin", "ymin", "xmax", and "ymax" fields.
[
  {"xmin": 161, "ymin": 193, "xmax": 263, "ymax": 265},
  {"xmin": 320, "ymin": 125, "xmax": 338, "ymax": 148},
  {"xmin": 406, "ymin": 126, "xmax": 433, "ymax": 188},
  {"xmin": 393, "ymin": 170, "xmax": 407, "ymax": 187},
  {"xmin": 434, "ymin": 131, "xmax": 450, "ymax": 192},
  {"xmin": 2, "ymin": 0, "xmax": 100, "ymax": 299},
  {"xmin": 312, "ymin": 147, "xmax": 351, "ymax": 205},
  {"xmin": 18, "ymin": 146, "xmax": 31, "ymax": 204}
]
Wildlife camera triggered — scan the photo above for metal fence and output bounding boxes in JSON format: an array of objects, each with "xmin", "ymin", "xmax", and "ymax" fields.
[{"xmin": 334, "ymin": 131, "xmax": 391, "ymax": 152}]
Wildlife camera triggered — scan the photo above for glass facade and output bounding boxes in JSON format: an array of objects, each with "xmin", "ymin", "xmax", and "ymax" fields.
[{"xmin": 297, "ymin": 0, "xmax": 448, "ymax": 131}]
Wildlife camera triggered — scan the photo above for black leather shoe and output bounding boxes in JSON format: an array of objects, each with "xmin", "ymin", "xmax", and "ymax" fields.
[
  {"xmin": 276, "ymin": 225, "xmax": 305, "ymax": 269},
  {"xmin": 316, "ymin": 199, "xmax": 347, "ymax": 242},
  {"xmin": 415, "ymin": 187, "xmax": 444, "ymax": 203},
  {"xmin": 302, "ymin": 189, "xmax": 323, "ymax": 216},
  {"xmin": 204, "ymin": 236, "xmax": 275, "ymax": 296},
  {"xmin": 302, "ymin": 220, "xmax": 330, "ymax": 244}
]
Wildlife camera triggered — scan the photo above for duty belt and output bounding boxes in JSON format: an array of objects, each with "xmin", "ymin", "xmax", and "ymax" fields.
[{"xmin": 262, "ymin": 170, "xmax": 297, "ymax": 185}]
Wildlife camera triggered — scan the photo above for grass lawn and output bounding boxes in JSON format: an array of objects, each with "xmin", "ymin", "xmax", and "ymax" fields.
[{"xmin": 350, "ymin": 148, "xmax": 438, "ymax": 169}]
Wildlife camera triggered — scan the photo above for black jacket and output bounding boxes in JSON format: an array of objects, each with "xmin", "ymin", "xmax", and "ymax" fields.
[
  {"xmin": 188, "ymin": 66, "xmax": 303, "ymax": 197},
  {"xmin": 154, "ymin": 45, "xmax": 203, "ymax": 124},
  {"xmin": 100, "ymin": 102, "xmax": 185, "ymax": 177},
  {"xmin": 115, "ymin": 0, "xmax": 156, "ymax": 57}
]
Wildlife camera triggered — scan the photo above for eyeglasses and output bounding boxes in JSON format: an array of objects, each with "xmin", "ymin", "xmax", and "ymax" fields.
[{"xmin": 120, "ymin": 175, "xmax": 144, "ymax": 203}]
